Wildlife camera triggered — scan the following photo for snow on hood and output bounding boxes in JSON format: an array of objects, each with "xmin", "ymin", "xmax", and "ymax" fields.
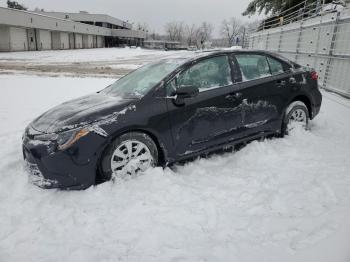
[{"xmin": 31, "ymin": 93, "xmax": 136, "ymax": 133}]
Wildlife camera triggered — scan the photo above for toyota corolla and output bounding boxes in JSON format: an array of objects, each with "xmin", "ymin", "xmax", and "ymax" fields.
[{"xmin": 22, "ymin": 50, "xmax": 322, "ymax": 189}]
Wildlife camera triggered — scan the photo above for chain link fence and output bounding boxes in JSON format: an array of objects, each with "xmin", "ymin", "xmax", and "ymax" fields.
[{"xmin": 249, "ymin": 7, "xmax": 350, "ymax": 98}]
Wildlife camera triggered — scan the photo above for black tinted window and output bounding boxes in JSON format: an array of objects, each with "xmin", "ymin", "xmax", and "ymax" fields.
[
  {"xmin": 235, "ymin": 54, "xmax": 271, "ymax": 81},
  {"xmin": 177, "ymin": 56, "xmax": 232, "ymax": 91},
  {"xmin": 267, "ymin": 56, "xmax": 285, "ymax": 75}
]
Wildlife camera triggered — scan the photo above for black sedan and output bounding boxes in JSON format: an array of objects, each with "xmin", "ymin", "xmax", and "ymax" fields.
[{"xmin": 23, "ymin": 50, "xmax": 322, "ymax": 189}]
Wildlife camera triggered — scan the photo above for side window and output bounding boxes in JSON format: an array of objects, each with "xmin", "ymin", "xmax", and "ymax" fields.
[
  {"xmin": 235, "ymin": 54, "xmax": 271, "ymax": 81},
  {"xmin": 267, "ymin": 56, "xmax": 285, "ymax": 75},
  {"xmin": 177, "ymin": 56, "xmax": 233, "ymax": 91},
  {"xmin": 165, "ymin": 78, "xmax": 177, "ymax": 96}
]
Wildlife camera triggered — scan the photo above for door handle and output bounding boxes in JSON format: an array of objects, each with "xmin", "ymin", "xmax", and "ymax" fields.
[
  {"xmin": 276, "ymin": 80, "xmax": 286, "ymax": 86},
  {"xmin": 289, "ymin": 77, "xmax": 297, "ymax": 84},
  {"xmin": 225, "ymin": 92, "xmax": 242, "ymax": 101}
]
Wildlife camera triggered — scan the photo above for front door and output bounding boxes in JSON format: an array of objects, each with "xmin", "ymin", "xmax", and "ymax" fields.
[{"xmin": 166, "ymin": 55, "xmax": 244, "ymax": 157}]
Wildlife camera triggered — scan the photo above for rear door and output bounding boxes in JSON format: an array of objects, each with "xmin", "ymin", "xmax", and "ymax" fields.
[
  {"xmin": 232, "ymin": 53, "xmax": 290, "ymax": 136},
  {"xmin": 165, "ymin": 55, "xmax": 244, "ymax": 157}
]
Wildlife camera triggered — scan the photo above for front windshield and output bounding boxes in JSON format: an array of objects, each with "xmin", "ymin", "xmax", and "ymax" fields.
[{"xmin": 103, "ymin": 58, "xmax": 186, "ymax": 98}]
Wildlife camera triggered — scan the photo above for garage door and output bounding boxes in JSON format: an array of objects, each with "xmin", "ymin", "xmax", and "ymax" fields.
[{"xmin": 9, "ymin": 27, "xmax": 28, "ymax": 51}]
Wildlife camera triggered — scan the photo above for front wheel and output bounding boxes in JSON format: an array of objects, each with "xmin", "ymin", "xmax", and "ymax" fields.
[
  {"xmin": 100, "ymin": 132, "xmax": 158, "ymax": 181},
  {"xmin": 282, "ymin": 101, "xmax": 309, "ymax": 135}
]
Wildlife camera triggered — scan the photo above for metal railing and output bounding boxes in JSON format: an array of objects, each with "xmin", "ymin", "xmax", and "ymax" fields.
[{"xmin": 257, "ymin": 1, "xmax": 346, "ymax": 31}]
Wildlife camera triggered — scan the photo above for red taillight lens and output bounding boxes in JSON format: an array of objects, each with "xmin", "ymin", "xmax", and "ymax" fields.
[{"xmin": 311, "ymin": 71, "xmax": 318, "ymax": 81}]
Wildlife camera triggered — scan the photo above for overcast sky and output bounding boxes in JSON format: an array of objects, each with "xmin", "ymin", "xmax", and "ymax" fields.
[{"xmin": 0, "ymin": 0, "xmax": 262, "ymax": 36}]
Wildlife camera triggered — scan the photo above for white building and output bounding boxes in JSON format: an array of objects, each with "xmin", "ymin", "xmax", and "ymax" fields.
[{"xmin": 0, "ymin": 7, "xmax": 146, "ymax": 52}]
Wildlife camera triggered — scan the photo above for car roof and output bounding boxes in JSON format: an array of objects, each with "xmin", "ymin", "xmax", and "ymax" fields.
[
  {"xmin": 166, "ymin": 49, "xmax": 270, "ymax": 61},
  {"xmin": 162, "ymin": 49, "xmax": 292, "ymax": 67}
]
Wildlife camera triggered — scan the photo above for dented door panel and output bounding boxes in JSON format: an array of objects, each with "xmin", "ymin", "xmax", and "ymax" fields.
[
  {"xmin": 166, "ymin": 85, "xmax": 244, "ymax": 157},
  {"xmin": 233, "ymin": 76, "xmax": 286, "ymax": 136}
]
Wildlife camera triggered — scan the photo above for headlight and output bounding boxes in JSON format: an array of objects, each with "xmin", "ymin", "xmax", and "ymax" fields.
[
  {"xmin": 35, "ymin": 128, "xmax": 90, "ymax": 151},
  {"xmin": 57, "ymin": 128, "xmax": 90, "ymax": 151}
]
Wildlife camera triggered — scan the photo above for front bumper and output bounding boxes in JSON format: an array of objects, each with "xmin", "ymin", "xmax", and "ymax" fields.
[
  {"xmin": 24, "ymin": 160, "xmax": 59, "ymax": 188},
  {"xmin": 22, "ymin": 129, "xmax": 106, "ymax": 190}
]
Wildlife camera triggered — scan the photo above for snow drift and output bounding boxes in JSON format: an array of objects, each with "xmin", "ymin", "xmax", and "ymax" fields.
[{"xmin": 1, "ymin": 75, "xmax": 350, "ymax": 262}]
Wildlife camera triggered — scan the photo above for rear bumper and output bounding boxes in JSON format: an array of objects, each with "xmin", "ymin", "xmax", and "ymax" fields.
[
  {"xmin": 310, "ymin": 87, "xmax": 322, "ymax": 119},
  {"xmin": 312, "ymin": 103, "xmax": 321, "ymax": 119}
]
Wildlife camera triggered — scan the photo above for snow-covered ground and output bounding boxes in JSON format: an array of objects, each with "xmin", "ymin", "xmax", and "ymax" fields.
[
  {"xmin": 0, "ymin": 47, "xmax": 183, "ymax": 64},
  {"xmin": 0, "ymin": 48, "xmax": 190, "ymax": 78},
  {"xmin": 1, "ymin": 49, "xmax": 350, "ymax": 262}
]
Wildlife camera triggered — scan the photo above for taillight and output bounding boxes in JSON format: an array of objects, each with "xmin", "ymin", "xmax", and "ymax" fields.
[{"xmin": 311, "ymin": 71, "xmax": 318, "ymax": 81}]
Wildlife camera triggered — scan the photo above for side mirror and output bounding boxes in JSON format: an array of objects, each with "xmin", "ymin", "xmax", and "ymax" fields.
[{"xmin": 174, "ymin": 85, "xmax": 199, "ymax": 99}]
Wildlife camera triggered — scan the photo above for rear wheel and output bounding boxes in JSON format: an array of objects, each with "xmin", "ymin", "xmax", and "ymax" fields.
[
  {"xmin": 283, "ymin": 101, "xmax": 309, "ymax": 135},
  {"xmin": 100, "ymin": 132, "xmax": 158, "ymax": 181}
]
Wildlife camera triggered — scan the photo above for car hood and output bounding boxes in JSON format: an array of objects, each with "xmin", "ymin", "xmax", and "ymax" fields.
[{"xmin": 31, "ymin": 93, "xmax": 136, "ymax": 133}]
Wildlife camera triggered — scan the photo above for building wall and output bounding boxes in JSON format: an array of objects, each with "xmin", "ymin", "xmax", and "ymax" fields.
[
  {"xmin": 33, "ymin": 11, "xmax": 133, "ymax": 30},
  {"xmin": 9, "ymin": 27, "xmax": 27, "ymax": 51},
  {"xmin": 75, "ymin": 33, "xmax": 82, "ymax": 49},
  {"xmin": 0, "ymin": 25, "xmax": 10, "ymax": 51},
  {"xmin": 97, "ymin": 35, "xmax": 104, "ymax": 48},
  {"xmin": 0, "ymin": 7, "xmax": 111, "ymax": 36},
  {"xmin": 0, "ymin": 8, "xmax": 145, "ymax": 52},
  {"xmin": 37, "ymin": 29, "xmax": 52, "ymax": 50}
]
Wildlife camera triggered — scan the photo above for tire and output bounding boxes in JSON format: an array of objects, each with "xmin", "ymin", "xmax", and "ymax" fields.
[
  {"xmin": 99, "ymin": 132, "xmax": 158, "ymax": 181},
  {"xmin": 282, "ymin": 101, "xmax": 309, "ymax": 135}
]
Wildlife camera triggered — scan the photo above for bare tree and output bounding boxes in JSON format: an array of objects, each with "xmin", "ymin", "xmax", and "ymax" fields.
[
  {"xmin": 135, "ymin": 22, "xmax": 149, "ymax": 32},
  {"xmin": 245, "ymin": 20, "xmax": 260, "ymax": 31},
  {"xmin": 148, "ymin": 30, "xmax": 162, "ymax": 40},
  {"xmin": 196, "ymin": 22, "xmax": 213, "ymax": 48},
  {"xmin": 185, "ymin": 24, "xmax": 198, "ymax": 46},
  {"xmin": 221, "ymin": 18, "xmax": 243, "ymax": 46},
  {"xmin": 165, "ymin": 22, "xmax": 184, "ymax": 42}
]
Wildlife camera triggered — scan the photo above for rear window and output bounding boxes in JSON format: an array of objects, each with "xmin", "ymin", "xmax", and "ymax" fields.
[
  {"xmin": 267, "ymin": 53, "xmax": 298, "ymax": 69},
  {"xmin": 235, "ymin": 54, "xmax": 271, "ymax": 81},
  {"xmin": 267, "ymin": 56, "xmax": 284, "ymax": 75}
]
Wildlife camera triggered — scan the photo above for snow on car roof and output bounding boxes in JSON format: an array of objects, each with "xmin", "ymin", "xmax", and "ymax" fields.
[{"xmin": 159, "ymin": 49, "xmax": 269, "ymax": 65}]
